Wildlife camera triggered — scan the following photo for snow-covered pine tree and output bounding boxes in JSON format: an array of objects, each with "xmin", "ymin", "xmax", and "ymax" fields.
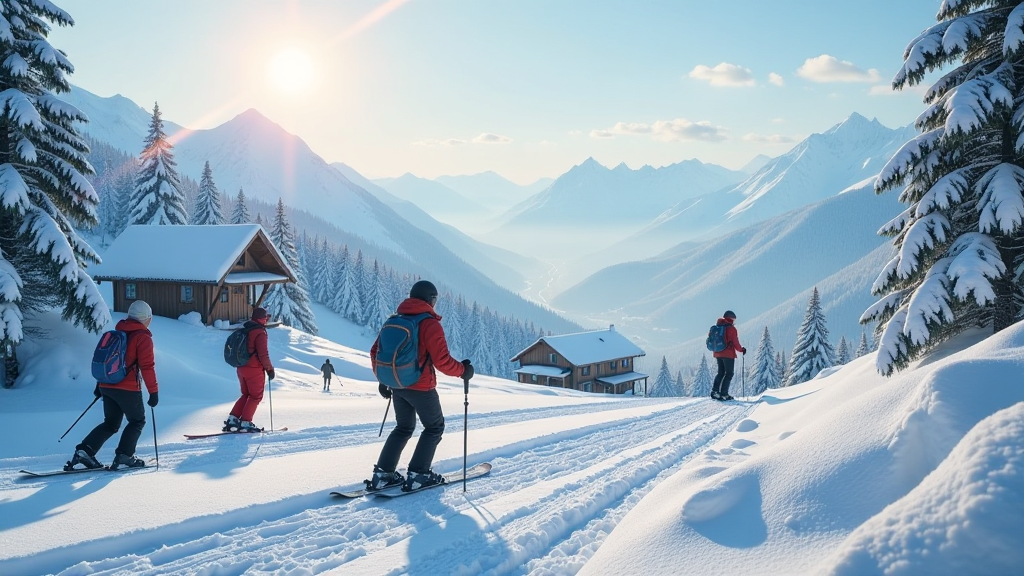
[
  {"xmin": 690, "ymin": 355, "xmax": 713, "ymax": 397},
  {"xmin": 836, "ymin": 335, "xmax": 851, "ymax": 365},
  {"xmin": 675, "ymin": 370, "xmax": 686, "ymax": 397},
  {"xmin": 787, "ymin": 287, "xmax": 836, "ymax": 386},
  {"xmin": 777, "ymin": 351, "xmax": 788, "ymax": 387},
  {"xmin": 231, "ymin": 188, "xmax": 249, "ymax": 224},
  {"xmin": 752, "ymin": 326, "xmax": 780, "ymax": 394},
  {"xmin": 348, "ymin": 250, "xmax": 367, "ymax": 324},
  {"xmin": 0, "ymin": 0, "xmax": 111, "ymax": 372},
  {"xmin": 191, "ymin": 161, "xmax": 225, "ymax": 225},
  {"xmin": 649, "ymin": 356, "xmax": 677, "ymax": 397},
  {"xmin": 864, "ymin": 1, "xmax": 1024, "ymax": 375},
  {"xmin": 362, "ymin": 260, "xmax": 390, "ymax": 332},
  {"xmin": 312, "ymin": 238, "xmax": 334, "ymax": 305},
  {"xmin": 262, "ymin": 198, "xmax": 317, "ymax": 334},
  {"xmin": 331, "ymin": 245, "xmax": 355, "ymax": 316},
  {"xmin": 856, "ymin": 330, "xmax": 870, "ymax": 358},
  {"xmin": 444, "ymin": 293, "xmax": 467, "ymax": 358},
  {"xmin": 128, "ymin": 103, "xmax": 187, "ymax": 226}
]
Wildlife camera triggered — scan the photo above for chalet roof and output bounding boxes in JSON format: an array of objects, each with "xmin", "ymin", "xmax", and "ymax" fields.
[
  {"xmin": 90, "ymin": 224, "xmax": 296, "ymax": 285},
  {"xmin": 511, "ymin": 326, "xmax": 646, "ymax": 366},
  {"xmin": 595, "ymin": 371, "xmax": 649, "ymax": 385},
  {"xmin": 515, "ymin": 365, "xmax": 571, "ymax": 378}
]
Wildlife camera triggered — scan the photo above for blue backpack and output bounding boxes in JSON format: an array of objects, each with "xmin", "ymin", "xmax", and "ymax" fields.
[
  {"xmin": 706, "ymin": 324, "xmax": 727, "ymax": 352},
  {"xmin": 374, "ymin": 313, "xmax": 432, "ymax": 388},
  {"xmin": 92, "ymin": 330, "xmax": 133, "ymax": 384}
]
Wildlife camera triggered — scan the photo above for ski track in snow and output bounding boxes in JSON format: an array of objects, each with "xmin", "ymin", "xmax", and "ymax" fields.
[{"xmin": 12, "ymin": 399, "xmax": 753, "ymax": 575}]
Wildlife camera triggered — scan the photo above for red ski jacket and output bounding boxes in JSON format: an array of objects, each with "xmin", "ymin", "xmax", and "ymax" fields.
[
  {"xmin": 370, "ymin": 298, "xmax": 466, "ymax": 391},
  {"xmin": 712, "ymin": 317, "xmax": 744, "ymax": 359},
  {"xmin": 238, "ymin": 318, "xmax": 273, "ymax": 376},
  {"xmin": 99, "ymin": 318, "xmax": 158, "ymax": 394}
]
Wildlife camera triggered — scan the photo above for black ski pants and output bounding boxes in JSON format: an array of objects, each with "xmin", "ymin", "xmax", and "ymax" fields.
[
  {"xmin": 712, "ymin": 357, "xmax": 735, "ymax": 396},
  {"xmin": 376, "ymin": 388, "xmax": 445, "ymax": 474},
  {"xmin": 79, "ymin": 387, "xmax": 146, "ymax": 458}
]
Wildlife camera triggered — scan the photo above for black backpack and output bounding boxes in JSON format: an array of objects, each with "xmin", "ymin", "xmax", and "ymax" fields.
[
  {"xmin": 224, "ymin": 325, "xmax": 260, "ymax": 367},
  {"xmin": 706, "ymin": 324, "xmax": 727, "ymax": 352},
  {"xmin": 373, "ymin": 313, "xmax": 432, "ymax": 388}
]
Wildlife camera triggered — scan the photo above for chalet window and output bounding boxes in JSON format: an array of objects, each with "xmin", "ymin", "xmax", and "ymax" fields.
[
  {"xmin": 180, "ymin": 285, "xmax": 193, "ymax": 303},
  {"xmin": 220, "ymin": 289, "xmax": 229, "ymax": 303},
  {"xmin": 621, "ymin": 358, "xmax": 629, "ymax": 368},
  {"xmin": 581, "ymin": 366, "xmax": 591, "ymax": 376},
  {"xmin": 531, "ymin": 374, "xmax": 538, "ymax": 383},
  {"xmin": 232, "ymin": 286, "xmax": 244, "ymax": 294},
  {"xmin": 609, "ymin": 361, "xmax": 617, "ymax": 370},
  {"xmin": 236, "ymin": 254, "xmax": 245, "ymax": 267},
  {"xmin": 549, "ymin": 353, "xmax": 557, "ymax": 363},
  {"xmin": 125, "ymin": 283, "xmax": 136, "ymax": 299},
  {"xmin": 583, "ymin": 381, "xmax": 592, "ymax": 392}
]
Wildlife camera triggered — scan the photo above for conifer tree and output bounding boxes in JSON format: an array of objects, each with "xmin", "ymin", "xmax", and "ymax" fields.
[
  {"xmin": 865, "ymin": 1, "xmax": 1024, "ymax": 375},
  {"xmin": 363, "ymin": 260, "xmax": 390, "ymax": 332},
  {"xmin": 835, "ymin": 336, "xmax": 851, "ymax": 365},
  {"xmin": 331, "ymin": 245, "xmax": 357, "ymax": 317},
  {"xmin": 312, "ymin": 238, "xmax": 334, "ymax": 304},
  {"xmin": 690, "ymin": 355, "xmax": 713, "ymax": 397},
  {"xmin": 231, "ymin": 188, "xmax": 250, "ymax": 224},
  {"xmin": 787, "ymin": 287, "xmax": 835, "ymax": 386},
  {"xmin": 348, "ymin": 250, "xmax": 366, "ymax": 324},
  {"xmin": 0, "ymin": 0, "xmax": 111, "ymax": 372},
  {"xmin": 752, "ymin": 326, "xmax": 781, "ymax": 394},
  {"xmin": 675, "ymin": 370, "xmax": 686, "ymax": 397},
  {"xmin": 129, "ymin": 103, "xmax": 187, "ymax": 226},
  {"xmin": 650, "ymin": 356, "xmax": 678, "ymax": 397},
  {"xmin": 774, "ymin": 352, "xmax": 786, "ymax": 388},
  {"xmin": 191, "ymin": 161, "xmax": 225, "ymax": 225},
  {"xmin": 856, "ymin": 331, "xmax": 870, "ymax": 358},
  {"xmin": 262, "ymin": 199, "xmax": 318, "ymax": 334}
]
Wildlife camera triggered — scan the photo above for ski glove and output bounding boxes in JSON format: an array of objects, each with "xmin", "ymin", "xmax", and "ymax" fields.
[
  {"xmin": 741, "ymin": 347, "xmax": 747, "ymax": 355},
  {"xmin": 266, "ymin": 368, "xmax": 276, "ymax": 380},
  {"xmin": 93, "ymin": 383, "xmax": 102, "ymax": 398},
  {"xmin": 147, "ymin": 392, "xmax": 159, "ymax": 407},
  {"xmin": 378, "ymin": 383, "xmax": 392, "ymax": 399},
  {"xmin": 461, "ymin": 360, "xmax": 474, "ymax": 381}
]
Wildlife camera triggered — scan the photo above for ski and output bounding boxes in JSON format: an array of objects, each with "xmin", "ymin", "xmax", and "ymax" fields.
[
  {"xmin": 184, "ymin": 426, "xmax": 287, "ymax": 440},
  {"xmin": 20, "ymin": 460, "xmax": 156, "ymax": 477},
  {"xmin": 373, "ymin": 462, "xmax": 492, "ymax": 498},
  {"xmin": 330, "ymin": 463, "xmax": 492, "ymax": 499}
]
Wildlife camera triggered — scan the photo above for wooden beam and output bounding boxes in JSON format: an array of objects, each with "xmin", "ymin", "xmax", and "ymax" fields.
[{"xmin": 205, "ymin": 283, "xmax": 225, "ymax": 325}]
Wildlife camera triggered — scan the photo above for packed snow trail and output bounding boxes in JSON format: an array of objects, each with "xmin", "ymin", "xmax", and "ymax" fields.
[{"xmin": 11, "ymin": 398, "xmax": 752, "ymax": 575}]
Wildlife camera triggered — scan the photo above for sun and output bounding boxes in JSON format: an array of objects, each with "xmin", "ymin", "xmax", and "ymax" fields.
[{"xmin": 266, "ymin": 47, "xmax": 318, "ymax": 96}]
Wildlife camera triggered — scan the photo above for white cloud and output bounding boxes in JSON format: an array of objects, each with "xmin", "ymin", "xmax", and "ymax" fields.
[
  {"xmin": 689, "ymin": 62, "xmax": 756, "ymax": 87},
  {"xmin": 472, "ymin": 132, "xmax": 512, "ymax": 144},
  {"xmin": 768, "ymin": 72, "xmax": 785, "ymax": 87},
  {"xmin": 590, "ymin": 118, "xmax": 728, "ymax": 142},
  {"xmin": 742, "ymin": 133, "xmax": 796, "ymax": 144},
  {"xmin": 412, "ymin": 138, "xmax": 466, "ymax": 147},
  {"xmin": 771, "ymin": 117, "xmax": 785, "ymax": 124},
  {"xmin": 797, "ymin": 54, "xmax": 881, "ymax": 83}
]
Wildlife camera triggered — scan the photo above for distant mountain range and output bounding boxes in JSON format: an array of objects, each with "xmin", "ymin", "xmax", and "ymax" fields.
[{"xmin": 63, "ymin": 86, "xmax": 578, "ymax": 333}]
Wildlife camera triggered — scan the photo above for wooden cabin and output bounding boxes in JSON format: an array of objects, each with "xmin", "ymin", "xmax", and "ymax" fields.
[
  {"xmin": 510, "ymin": 325, "xmax": 648, "ymax": 394},
  {"xmin": 90, "ymin": 224, "xmax": 296, "ymax": 326}
]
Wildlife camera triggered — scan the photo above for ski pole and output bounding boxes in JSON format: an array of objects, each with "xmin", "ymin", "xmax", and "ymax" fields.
[
  {"xmin": 463, "ymin": 366, "xmax": 471, "ymax": 493},
  {"xmin": 151, "ymin": 406, "xmax": 160, "ymax": 470},
  {"xmin": 59, "ymin": 396, "xmax": 99, "ymax": 441},
  {"xmin": 267, "ymin": 372, "xmax": 274, "ymax": 432},
  {"xmin": 742, "ymin": 353, "xmax": 746, "ymax": 399},
  {"xmin": 378, "ymin": 397, "xmax": 391, "ymax": 437}
]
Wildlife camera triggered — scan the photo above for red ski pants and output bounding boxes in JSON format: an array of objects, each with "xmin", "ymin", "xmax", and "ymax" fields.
[{"xmin": 231, "ymin": 367, "xmax": 266, "ymax": 422}]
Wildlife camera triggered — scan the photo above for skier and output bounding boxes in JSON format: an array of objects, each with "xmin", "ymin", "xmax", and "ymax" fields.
[
  {"xmin": 365, "ymin": 280, "xmax": 473, "ymax": 492},
  {"xmin": 711, "ymin": 310, "xmax": 746, "ymax": 401},
  {"xmin": 224, "ymin": 307, "xmax": 275, "ymax": 432},
  {"xmin": 321, "ymin": 358, "xmax": 335, "ymax": 391},
  {"xmin": 68, "ymin": 300, "xmax": 159, "ymax": 470}
]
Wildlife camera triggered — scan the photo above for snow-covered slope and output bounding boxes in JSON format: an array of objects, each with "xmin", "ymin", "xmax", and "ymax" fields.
[
  {"xmin": 371, "ymin": 173, "xmax": 486, "ymax": 225},
  {"xmin": 552, "ymin": 181, "xmax": 903, "ymax": 357},
  {"xmin": 65, "ymin": 85, "xmax": 185, "ymax": 154},
  {"xmin": 610, "ymin": 113, "xmax": 917, "ymax": 261},
  {"xmin": 485, "ymin": 157, "xmax": 747, "ymax": 258}
]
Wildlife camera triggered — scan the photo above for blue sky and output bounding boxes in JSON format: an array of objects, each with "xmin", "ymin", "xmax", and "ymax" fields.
[{"xmin": 50, "ymin": 0, "xmax": 941, "ymax": 183}]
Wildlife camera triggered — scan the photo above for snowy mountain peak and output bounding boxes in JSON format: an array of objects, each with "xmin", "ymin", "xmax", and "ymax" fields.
[{"xmin": 825, "ymin": 111, "xmax": 885, "ymax": 136}]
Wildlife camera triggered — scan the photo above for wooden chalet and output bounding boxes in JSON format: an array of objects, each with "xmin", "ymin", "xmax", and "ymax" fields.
[
  {"xmin": 510, "ymin": 325, "xmax": 648, "ymax": 394},
  {"xmin": 90, "ymin": 224, "xmax": 296, "ymax": 326}
]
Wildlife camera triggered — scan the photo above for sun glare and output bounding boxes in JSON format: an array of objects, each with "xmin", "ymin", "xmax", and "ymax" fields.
[{"xmin": 266, "ymin": 47, "xmax": 318, "ymax": 96}]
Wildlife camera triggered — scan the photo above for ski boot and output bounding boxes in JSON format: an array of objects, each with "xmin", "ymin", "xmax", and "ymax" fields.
[
  {"xmin": 364, "ymin": 465, "xmax": 405, "ymax": 491},
  {"xmin": 223, "ymin": 414, "xmax": 241, "ymax": 432},
  {"xmin": 403, "ymin": 470, "xmax": 446, "ymax": 492},
  {"xmin": 109, "ymin": 453, "xmax": 146, "ymax": 470},
  {"xmin": 64, "ymin": 448, "xmax": 104, "ymax": 471},
  {"xmin": 238, "ymin": 420, "xmax": 262, "ymax": 433}
]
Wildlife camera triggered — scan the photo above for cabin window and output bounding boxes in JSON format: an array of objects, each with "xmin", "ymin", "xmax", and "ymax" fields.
[
  {"xmin": 621, "ymin": 358, "xmax": 629, "ymax": 368},
  {"xmin": 609, "ymin": 361, "xmax": 617, "ymax": 371},
  {"xmin": 531, "ymin": 374, "xmax": 538, "ymax": 383},
  {"xmin": 232, "ymin": 286, "xmax": 244, "ymax": 294},
  {"xmin": 236, "ymin": 254, "xmax": 245, "ymax": 267},
  {"xmin": 581, "ymin": 366, "xmax": 591, "ymax": 376},
  {"xmin": 220, "ymin": 288, "xmax": 229, "ymax": 303},
  {"xmin": 583, "ymin": 381, "xmax": 592, "ymax": 393},
  {"xmin": 549, "ymin": 353, "xmax": 557, "ymax": 363},
  {"xmin": 180, "ymin": 285, "xmax": 193, "ymax": 303},
  {"xmin": 125, "ymin": 283, "xmax": 136, "ymax": 299}
]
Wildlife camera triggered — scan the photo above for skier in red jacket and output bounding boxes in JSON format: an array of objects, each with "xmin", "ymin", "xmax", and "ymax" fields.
[
  {"xmin": 224, "ymin": 306, "xmax": 275, "ymax": 432},
  {"xmin": 68, "ymin": 300, "xmax": 159, "ymax": 470},
  {"xmin": 711, "ymin": 310, "xmax": 746, "ymax": 401},
  {"xmin": 366, "ymin": 280, "xmax": 473, "ymax": 492}
]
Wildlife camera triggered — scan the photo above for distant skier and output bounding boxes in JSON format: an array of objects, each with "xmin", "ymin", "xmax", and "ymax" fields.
[
  {"xmin": 68, "ymin": 300, "xmax": 159, "ymax": 471},
  {"xmin": 365, "ymin": 280, "xmax": 473, "ymax": 492},
  {"xmin": 711, "ymin": 310, "xmax": 746, "ymax": 401},
  {"xmin": 321, "ymin": 358, "xmax": 336, "ymax": 391},
  {"xmin": 224, "ymin": 307, "xmax": 275, "ymax": 432}
]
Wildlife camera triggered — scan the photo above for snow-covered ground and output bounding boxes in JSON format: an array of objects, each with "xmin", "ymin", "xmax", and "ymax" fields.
[{"xmin": 1, "ymin": 306, "xmax": 1022, "ymax": 575}]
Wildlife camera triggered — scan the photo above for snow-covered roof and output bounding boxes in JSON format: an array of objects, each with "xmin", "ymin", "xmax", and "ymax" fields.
[
  {"xmin": 595, "ymin": 371, "xmax": 649, "ymax": 385},
  {"xmin": 512, "ymin": 326, "xmax": 646, "ymax": 366},
  {"xmin": 515, "ymin": 365, "xmax": 571, "ymax": 378},
  {"xmin": 90, "ymin": 224, "xmax": 295, "ymax": 284},
  {"xmin": 224, "ymin": 272, "xmax": 290, "ymax": 285}
]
